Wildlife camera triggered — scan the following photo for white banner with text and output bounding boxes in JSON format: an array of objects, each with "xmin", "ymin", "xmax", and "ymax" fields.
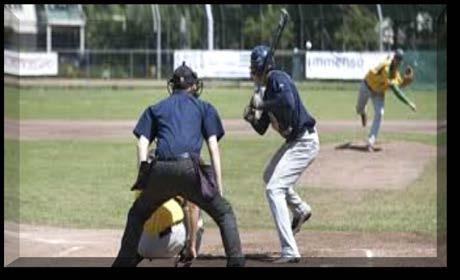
[
  {"xmin": 174, "ymin": 50, "xmax": 251, "ymax": 79},
  {"xmin": 4, "ymin": 50, "xmax": 58, "ymax": 76},
  {"xmin": 306, "ymin": 51, "xmax": 393, "ymax": 80}
]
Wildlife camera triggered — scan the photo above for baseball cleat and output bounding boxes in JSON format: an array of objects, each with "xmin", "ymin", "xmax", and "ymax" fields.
[
  {"xmin": 175, "ymin": 259, "xmax": 193, "ymax": 267},
  {"xmin": 360, "ymin": 113, "xmax": 367, "ymax": 127},
  {"xmin": 272, "ymin": 256, "xmax": 301, "ymax": 264},
  {"xmin": 366, "ymin": 144, "xmax": 375, "ymax": 152},
  {"xmin": 292, "ymin": 210, "xmax": 312, "ymax": 235}
]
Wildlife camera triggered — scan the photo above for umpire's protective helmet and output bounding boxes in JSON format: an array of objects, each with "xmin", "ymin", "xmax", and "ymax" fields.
[
  {"xmin": 167, "ymin": 62, "xmax": 203, "ymax": 97},
  {"xmin": 250, "ymin": 45, "xmax": 274, "ymax": 76}
]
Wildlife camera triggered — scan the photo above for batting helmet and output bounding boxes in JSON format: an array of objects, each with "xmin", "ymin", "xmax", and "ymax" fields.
[
  {"xmin": 167, "ymin": 62, "xmax": 203, "ymax": 97},
  {"xmin": 250, "ymin": 45, "xmax": 274, "ymax": 76}
]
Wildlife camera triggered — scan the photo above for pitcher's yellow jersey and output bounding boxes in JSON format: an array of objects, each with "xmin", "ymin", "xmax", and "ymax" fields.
[
  {"xmin": 365, "ymin": 57, "xmax": 403, "ymax": 94},
  {"xmin": 134, "ymin": 192, "xmax": 184, "ymax": 236}
]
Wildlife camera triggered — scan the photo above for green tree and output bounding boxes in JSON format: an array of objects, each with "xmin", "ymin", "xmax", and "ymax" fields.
[
  {"xmin": 125, "ymin": 5, "xmax": 151, "ymax": 32},
  {"xmin": 83, "ymin": 4, "xmax": 129, "ymax": 49},
  {"xmin": 334, "ymin": 5, "xmax": 379, "ymax": 51},
  {"xmin": 242, "ymin": 5, "xmax": 294, "ymax": 49},
  {"xmin": 159, "ymin": 4, "xmax": 206, "ymax": 49}
]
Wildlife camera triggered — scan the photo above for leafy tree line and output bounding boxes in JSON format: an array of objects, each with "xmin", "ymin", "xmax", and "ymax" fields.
[{"xmin": 81, "ymin": 4, "xmax": 444, "ymax": 51}]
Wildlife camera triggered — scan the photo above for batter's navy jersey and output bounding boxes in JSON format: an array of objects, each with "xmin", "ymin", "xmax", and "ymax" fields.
[
  {"xmin": 253, "ymin": 70, "xmax": 316, "ymax": 141},
  {"xmin": 133, "ymin": 90, "xmax": 224, "ymax": 159}
]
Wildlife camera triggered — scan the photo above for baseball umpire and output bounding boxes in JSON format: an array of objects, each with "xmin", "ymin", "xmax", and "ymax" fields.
[
  {"xmin": 112, "ymin": 62, "xmax": 245, "ymax": 267},
  {"xmin": 243, "ymin": 45, "xmax": 319, "ymax": 263},
  {"xmin": 356, "ymin": 48, "xmax": 416, "ymax": 151}
]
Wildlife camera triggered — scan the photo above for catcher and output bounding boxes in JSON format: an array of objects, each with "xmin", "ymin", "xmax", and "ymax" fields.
[
  {"xmin": 356, "ymin": 48, "xmax": 416, "ymax": 151},
  {"xmin": 134, "ymin": 196, "xmax": 205, "ymax": 266},
  {"xmin": 132, "ymin": 150, "xmax": 205, "ymax": 267}
]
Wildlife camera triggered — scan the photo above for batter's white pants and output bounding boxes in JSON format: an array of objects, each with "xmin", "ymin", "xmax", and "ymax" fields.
[
  {"xmin": 356, "ymin": 81, "xmax": 385, "ymax": 146},
  {"xmin": 263, "ymin": 129, "xmax": 319, "ymax": 257}
]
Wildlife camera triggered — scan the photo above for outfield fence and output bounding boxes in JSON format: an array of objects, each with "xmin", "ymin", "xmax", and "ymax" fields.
[{"xmin": 4, "ymin": 49, "xmax": 438, "ymax": 91}]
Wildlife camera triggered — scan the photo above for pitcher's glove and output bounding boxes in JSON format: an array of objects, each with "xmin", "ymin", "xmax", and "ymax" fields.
[
  {"xmin": 401, "ymin": 66, "xmax": 414, "ymax": 88},
  {"xmin": 131, "ymin": 161, "xmax": 151, "ymax": 191}
]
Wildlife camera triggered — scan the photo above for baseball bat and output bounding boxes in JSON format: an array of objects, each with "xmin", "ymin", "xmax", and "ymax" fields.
[
  {"xmin": 261, "ymin": 8, "xmax": 289, "ymax": 77},
  {"xmin": 253, "ymin": 9, "xmax": 289, "ymax": 120}
]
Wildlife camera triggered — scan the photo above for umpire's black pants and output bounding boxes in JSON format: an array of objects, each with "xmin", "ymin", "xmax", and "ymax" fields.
[{"xmin": 112, "ymin": 159, "xmax": 245, "ymax": 267}]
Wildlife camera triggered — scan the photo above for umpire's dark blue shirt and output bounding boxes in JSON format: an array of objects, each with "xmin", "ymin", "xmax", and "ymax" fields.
[
  {"xmin": 133, "ymin": 90, "xmax": 224, "ymax": 160},
  {"xmin": 252, "ymin": 70, "xmax": 316, "ymax": 142}
]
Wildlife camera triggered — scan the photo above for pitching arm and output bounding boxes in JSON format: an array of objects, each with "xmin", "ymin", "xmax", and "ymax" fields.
[{"xmin": 390, "ymin": 84, "xmax": 416, "ymax": 112}]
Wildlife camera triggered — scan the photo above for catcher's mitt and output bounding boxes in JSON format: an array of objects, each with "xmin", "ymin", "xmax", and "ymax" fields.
[{"xmin": 400, "ymin": 66, "xmax": 414, "ymax": 88}]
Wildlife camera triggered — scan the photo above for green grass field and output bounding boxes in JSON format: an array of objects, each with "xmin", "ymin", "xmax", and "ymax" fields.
[
  {"xmin": 4, "ymin": 83, "xmax": 444, "ymax": 237},
  {"xmin": 4, "ymin": 86, "xmax": 19, "ymax": 119},
  {"xmin": 6, "ymin": 129, "xmax": 443, "ymax": 236},
  {"xmin": 4, "ymin": 139, "xmax": 19, "ymax": 223},
  {"xmin": 5, "ymin": 82, "xmax": 436, "ymax": 120}
]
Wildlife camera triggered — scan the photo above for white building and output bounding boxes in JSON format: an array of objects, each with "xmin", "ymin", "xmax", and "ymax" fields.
[{"xmin": 4, "ymin": 4, "xmax": 86, "ymax": 52}]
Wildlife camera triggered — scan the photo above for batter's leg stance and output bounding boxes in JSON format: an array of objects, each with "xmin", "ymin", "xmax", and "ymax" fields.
[
  {"xmin": 263, "ymin": 143, "xmax": 292, "ymax": 184},
  {"xmin": 283, "ymin": 132, "xmax": 318, "ymax": 217},
  {"xmin": 286, "ymin": 187, "xmax": 311, "ymax": 217},
  {"xmin": 263, "ymin": 130, "xmax": 319, "ymax": 257},
  {"xmin": 266, "ymin": 187, "xmax": 301, "ymax": 257}
]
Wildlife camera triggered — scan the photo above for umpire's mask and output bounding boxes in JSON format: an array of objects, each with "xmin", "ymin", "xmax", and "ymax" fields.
[{"xmin": 167, "ymin": 62, "xmax": 203, "ymax": 97}]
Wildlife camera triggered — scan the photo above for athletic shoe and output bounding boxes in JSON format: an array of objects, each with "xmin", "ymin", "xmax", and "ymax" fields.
[{"xmin": 292, "ymin": 210, "xmax": 312, "ymax": 235}]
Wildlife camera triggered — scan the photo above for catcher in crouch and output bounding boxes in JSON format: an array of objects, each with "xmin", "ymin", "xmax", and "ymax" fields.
[
  {"xmin": 132, "ymin": 149, "xmax": 205, "ymax": 267},
  {"xmin": 134, "ymin": 194, "xmax": 205, "ymax": 266},
  {"xmin": 356, "ymin": 48, "xmax": 416, "ymax": 151}
]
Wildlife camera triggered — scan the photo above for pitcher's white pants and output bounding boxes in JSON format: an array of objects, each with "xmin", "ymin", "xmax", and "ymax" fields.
[{"xmin": 356, "ymin": 81, "xmax": 385, "ymax": 146}]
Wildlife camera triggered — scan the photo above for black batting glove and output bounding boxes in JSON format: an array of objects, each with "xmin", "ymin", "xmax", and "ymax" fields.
[{"xmin": 243, "ymin": 105, "xmax": 256, "ymax": 124}]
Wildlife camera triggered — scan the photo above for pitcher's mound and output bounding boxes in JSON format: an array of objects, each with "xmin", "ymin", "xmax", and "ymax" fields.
[
  {"xmin": 334, "ymin": 142, "xmax": 382, "ymax": 152},
  {"xmin": 299, "ymin": 141, "xmax": 436, "ymax": 190}
]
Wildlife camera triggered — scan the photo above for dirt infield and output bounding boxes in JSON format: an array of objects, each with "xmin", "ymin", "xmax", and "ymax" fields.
[
  {"xmin": 4, "ymin": 223, "xmax": 436, "ymax": 267},
  {"xmin": 300, "ymin": 141, "xmax": 436, "ymax": 190},
  {"xmin": 4, "ymin": 118, "xmax": 443, "ymax": 140}
]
